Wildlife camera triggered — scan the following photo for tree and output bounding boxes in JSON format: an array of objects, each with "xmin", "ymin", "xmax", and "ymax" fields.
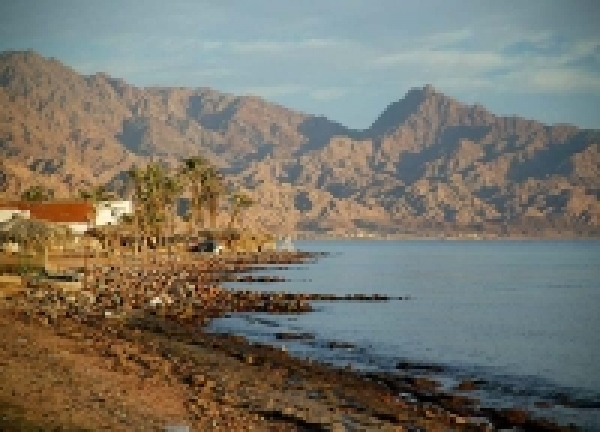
[
  {"xmin": 141, "ymin": 162, "xmax": 166, "ymax": 246},
  {"xmin": 21, "ymin": 185, "xmax": 54, "ymax": 201},
  {"xmin": 201, "ymin": 166, "xmax": 225, "ymax": 230},
  {"xmin": 160, "ymin": 173, "xmax": 182, "ymax": 259},
  {"xmin": 178, "ymin": 156, "xmax": 210, "ymax": 237},
  {"xmin": 0, "ymin": 160, "xmax": 9, "ymax": 195},
  {"xmin": 78, "ymin": 185, "xmax": 106, "ymax": 265},
  {"xmin": 128, "ymin": 164, "xmax": 146, "ymax": 258},
  {"xmin": 78, "ymin": 185, "xmax": 113, "ymax": 202},
  {"xmin": 119, "ymin": 214, "xmax": 134, "ymax": 225},
  {"xmin": 229, "ymin": 191, "xmax": 254, "ymax": 229},
  {"xmin": 131, "ymin": 162, "xmax": 181, "ymax": 250}
]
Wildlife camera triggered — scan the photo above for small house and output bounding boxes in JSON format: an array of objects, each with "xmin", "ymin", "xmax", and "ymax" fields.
[
  {"xmin": 95, "ymin": 200, "xmax": 133, "ymax": 227},
  {"xmin": 0, "ymin": 202, "xmax": 31, "ymax": 224},
  {"xmin": 0, "ymin": 201, "xmax": 95, "ymax": 235}
]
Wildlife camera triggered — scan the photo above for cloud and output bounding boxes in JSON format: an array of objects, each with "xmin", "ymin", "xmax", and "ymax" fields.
[
  {"xmin": 229, "ymin": 38, "xmax": 347, "ymax": 55},
  {"xmin": 374, "ymin": 50, "xmax": 505, "ymax": 71},
  {"xmin": 502, "ymin": 68, "xmax": 600, "ymax": 93},
  {"xmin": 242, "ymin": 85, "xmax": 306, "ymax": 98},
  {"xmin": 2, "ymin": 0, "xmax": 598, "ymax": 128},
  {"xmin": 310, "ymin": 87, "xmax": 350, "ymax": 101},
  {"xmin": 497, "ymin": 36, "xmax": 600, "ymax": 93},
  {"xmin": 372, "ymin": 27, "xmax": 510, "ymax": 73},
  {"xmin": 419, "ymin": 28, "xmax": 474, "ymax": 49},
  {"xmin": 368, "ymin": 27, "xmax": 600, "ymax": 95},
  {"xmin": 559, "ymin": 38, "xmax": 600, "ymax": 65},
  {"xmin": 240, "ymin": 85, "xmax": 350, "ymax": 102},
  {"xmin": 199, "ymin": 41, "xmax": 225, "ymax": 52},
  {"xmin": 55, "ymin": 20, "xmax": 600, "ymax": 99},
  {"xmin": 231, "ymin": 41, "xmax": 289, "ymax": 55}
]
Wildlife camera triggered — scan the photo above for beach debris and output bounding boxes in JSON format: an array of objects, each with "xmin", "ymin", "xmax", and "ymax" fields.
[
  {"xmin": 150, "ymin": 296, "xmax": 162, "ymax": 307},
  {"xmin": 163, "ymin": 425, "xmax": 190, "ymax": 432}
]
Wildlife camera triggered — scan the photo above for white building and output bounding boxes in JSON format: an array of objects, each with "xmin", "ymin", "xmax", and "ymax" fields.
[
  {"xmin": 0, "ymin": 200, "xmax": 133, "ymax": 236},
  {"xmin": 94, "ymin": 200, "xmax": 133, "ymax": 227},
  {"xmin": 0, "ymin": 208, "xmax": 30, "ymax": 224},
  {"xmin": 0, "ymin": 202, "xmax": 93, "ymax": 236}
]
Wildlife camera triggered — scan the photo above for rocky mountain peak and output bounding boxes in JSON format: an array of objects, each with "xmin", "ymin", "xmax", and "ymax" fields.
[
  {"xmin": 367, "ymin": 85, "xmax": 441, "ymax": 138},
  {"xmin": 1, "ymin": 51, "xmax": 598, "ymax": 237}
]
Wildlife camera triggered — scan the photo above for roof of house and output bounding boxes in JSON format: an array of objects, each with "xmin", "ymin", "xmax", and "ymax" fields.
[
  {"xmin": 0, "ymin": 201, "xmax": 94, "ymax": 223},
  {"xmin": 0, "ymin": 202, "xmax": 24, "ymax": 211}
]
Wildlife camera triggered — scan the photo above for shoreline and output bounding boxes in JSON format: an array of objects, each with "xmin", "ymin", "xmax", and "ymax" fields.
[
  {"xmin": 0, "ymin": 251, "xmax": 580, "ymax": 431},
  {"xmin": 293, "ymin": 235, "xmax": 600, "ymax": 241}
]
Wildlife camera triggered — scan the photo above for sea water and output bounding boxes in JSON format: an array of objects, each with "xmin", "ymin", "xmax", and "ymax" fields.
[{"xmin": 210, "ymin": 240, "xmax": 600, "ymax": 430}]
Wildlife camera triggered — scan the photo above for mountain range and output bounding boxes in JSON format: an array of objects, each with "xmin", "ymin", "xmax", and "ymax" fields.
[{"xmin": 1, "ymin": 50, "xmax": 598, "ymax": 237}]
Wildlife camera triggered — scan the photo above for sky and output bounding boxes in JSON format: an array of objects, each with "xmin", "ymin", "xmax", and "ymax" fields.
[{"xmin": 1, "ymin": 0, "xmax": 599, "ymax": 130}]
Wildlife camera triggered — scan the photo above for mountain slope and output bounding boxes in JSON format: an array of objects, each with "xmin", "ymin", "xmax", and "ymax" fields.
[{"xmin": 1, "ymin": 51, "xmax": 598, "ymax": 237}]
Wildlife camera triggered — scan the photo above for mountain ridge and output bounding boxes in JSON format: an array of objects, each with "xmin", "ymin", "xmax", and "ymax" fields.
[{"xmin": 1, "ymin": 50, "xmax": 598, "ymax": 237}]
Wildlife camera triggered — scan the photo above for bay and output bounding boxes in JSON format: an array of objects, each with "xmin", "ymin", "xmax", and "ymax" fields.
[{"xmin": 210, "ymin": 239, "xmax": 600, "ymax": 429}]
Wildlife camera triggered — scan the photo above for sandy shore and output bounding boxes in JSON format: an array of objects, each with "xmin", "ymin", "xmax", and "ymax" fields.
[{"xmin": 0, "ymin": 251, "xmax": 578, "ymax": 431}]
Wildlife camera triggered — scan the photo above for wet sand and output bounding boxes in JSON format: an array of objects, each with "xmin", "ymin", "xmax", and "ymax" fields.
[{"xmin": 0, "ymin": 251, "xmax": 578, "ymax": 431}]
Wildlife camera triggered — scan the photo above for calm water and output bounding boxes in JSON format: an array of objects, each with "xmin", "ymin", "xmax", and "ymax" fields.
[{"xmin": 210, "ymin": 240, "xmax": 600, "ymax": 429}]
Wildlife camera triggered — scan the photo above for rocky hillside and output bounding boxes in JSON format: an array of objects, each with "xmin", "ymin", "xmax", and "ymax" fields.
[{"xmin": 1, "ymin": 50, "xmax": 598, "ymax": 237}]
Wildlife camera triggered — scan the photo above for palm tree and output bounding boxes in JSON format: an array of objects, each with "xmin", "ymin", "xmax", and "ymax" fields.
[
  {"xmin": 78, "ymin": 189, "xmax": 92, "ymax": 201},
  {"xmin": 143, "ymin": 162, "xmax": 185, "ymax": 252},
  {"xmin": 128, "ymin": 165, "xmax": 145, "ymax": 260},
  {"xmin": 229, "ymin": 191, "xmax": 254, "ymax": 229},
  {"xmin": 128, "ymin": 162, "xmax": 173, "ymax": 261},
  {"xmin": 160, "ymin": 173, "xmax": 182, "ymax": 261},
  {"xmin": 83, "ymin": 210, "xmax": 94, "ymax": 291},
  {"xmin": 202, "ymin": 166, "xmax": 224, "ymax": 230},
  {"xmin": 178, "ymin": 156, "xmax": 210, "ymax": 238},
  {"xmin": 142, "ymin": 162, "xmax": 165, "ymax": 249}
]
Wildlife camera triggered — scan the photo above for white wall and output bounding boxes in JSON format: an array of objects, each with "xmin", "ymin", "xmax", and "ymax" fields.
[
  {"xmin": 95, "ymin": 200, "xmax": 133, "ymax": 227},
  {"xmin": 67, "ymin": 222, "xmax": 90, "ymax": 235},
  {"xmin": 0, "ymin": 209, "xmax": 30, "ymax": 224}
]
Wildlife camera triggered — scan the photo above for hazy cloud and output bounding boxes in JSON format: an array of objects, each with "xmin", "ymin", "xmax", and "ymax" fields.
[
  {"xmin": 229, "ymin": 38, "xmax": 350, "ymax": 55},
  {"xmin": 310, "ymin": 87, "xmax": 350, "ymax": 101},
  {"xmin": 243, "ymin": 85, "xmax": 307, "ymax": 98},
  {"xmin": 374, "ymin": 50, "xmax": 505, "ymax": 71}
]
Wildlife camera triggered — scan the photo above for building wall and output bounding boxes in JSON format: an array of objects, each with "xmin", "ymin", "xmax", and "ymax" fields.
[
  {"xmin": 95, "ymin": 200, "xmax": 133, "ymax": 227},
  {"xmin": 0, "ymin": 209, "xmax": 30, "ymax": 224},
  {"xmin": 66, "ymin": 222, "xmax": 90, "ymax": 235}
]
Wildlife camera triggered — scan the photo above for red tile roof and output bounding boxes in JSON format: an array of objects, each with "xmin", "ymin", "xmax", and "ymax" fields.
[
  {"xmin": 0, "ymin": 201, "xmax": 26, "ymax": 210},
  {"xmin": 0, "ymin": 201, "xmax": 94, "ymax": 223}
]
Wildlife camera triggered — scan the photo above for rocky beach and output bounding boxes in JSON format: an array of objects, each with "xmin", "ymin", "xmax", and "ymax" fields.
[{"xmin": 0, "ymin": 251, "xmax": 580, "ymax": 431}]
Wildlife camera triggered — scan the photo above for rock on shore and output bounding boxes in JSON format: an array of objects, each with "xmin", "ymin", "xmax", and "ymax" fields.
[{"xmin": 0, "ymin": 252, "xmax": 578, "ymax": 431}]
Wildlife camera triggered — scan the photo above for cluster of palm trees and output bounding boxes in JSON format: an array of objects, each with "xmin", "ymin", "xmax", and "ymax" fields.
[
  {"xmin": 125, "ymin": 156, "xmax": 254, "ymax": 250},
  {"xmin": 14, "ymin": 156, "xmax": 254, "ymax": 258}
]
